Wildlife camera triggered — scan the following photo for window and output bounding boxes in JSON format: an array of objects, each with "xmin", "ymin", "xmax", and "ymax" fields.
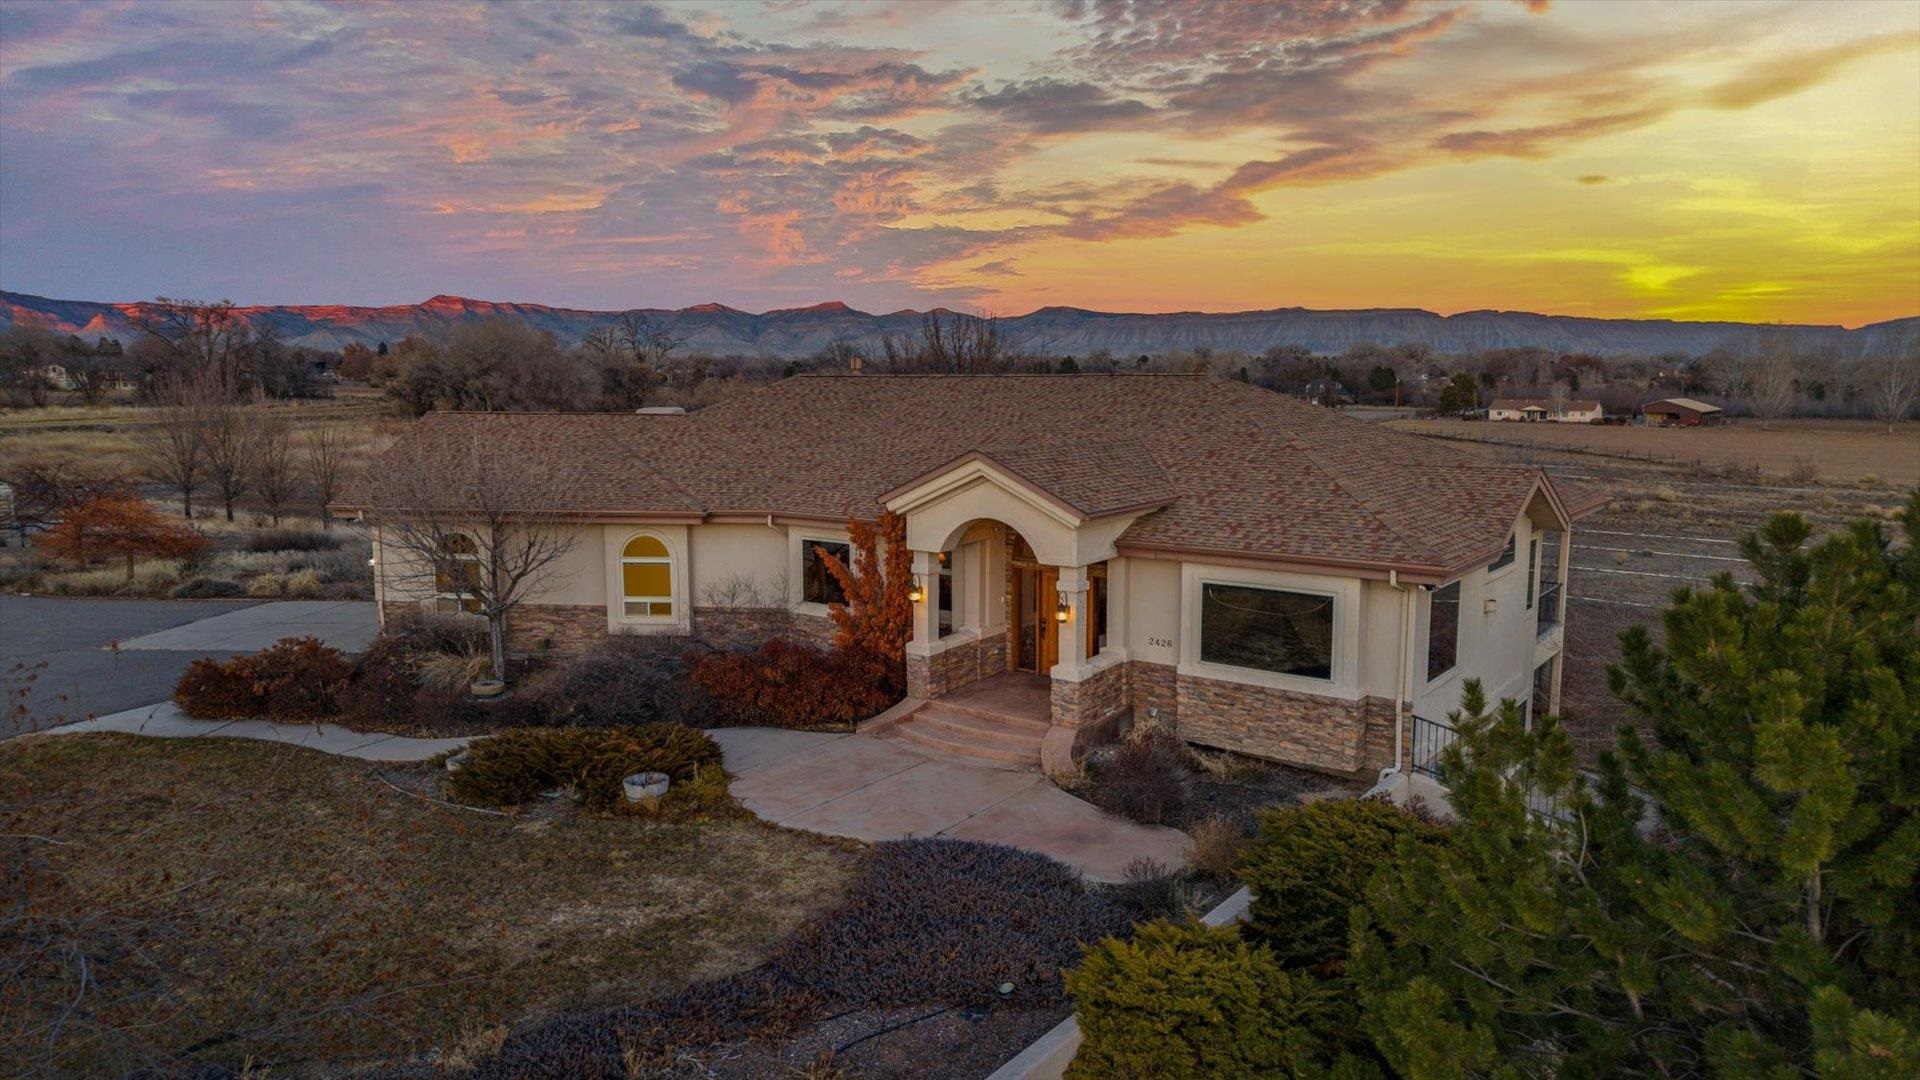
[
  {"xmin": 1427, "ymin": 581, "xmax": 1460, "ymax": 682},
  {"xmin": 1525, "ymin": 536, "xmax": 1541, "ymax": 609},
  {"xmin": 1088, "ymin": 568, "xmax": 1108, "ymax": 655},
  {"xmin": 434, "ymin": 533, "xmax": 483, "ymax": 614},
  {"xmin": 1199, "ymin": 583, "xmax": 1334, "ymax": 680},
  {"xmin": 802, "ymin": 539, "xmax": 850, "ymax": 606},
  {"xmin": 1489, "ymin": 532, "xmax": 1516, "ymax": 572},
  {"xmin": 620, "ymin": 534, "xmax": 674, "ymax": 618},
  {"xmin": 936, "ymin": 551, "xmax": 954, "ymax": 637}
]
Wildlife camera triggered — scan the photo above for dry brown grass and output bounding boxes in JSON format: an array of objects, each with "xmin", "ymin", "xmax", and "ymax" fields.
[
  {"xmin": 0, "ymin": 733, "xmax": 858, "ymax": 1076},
  {"xmin": 1387, "ymin": 418, "xmax": 1920, "ymax": 485}
]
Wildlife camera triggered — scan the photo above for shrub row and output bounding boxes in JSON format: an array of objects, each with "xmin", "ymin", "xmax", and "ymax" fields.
[
  {"xmin": 465, "ymin": 839, "xmax": 1130, "ymax": 1078},
  {"xmin": 688, "ymin": 639, "xmax": 896, "ymax": 730},
  {"xmin": 244, "ymin": 527, "xmax": 342, "ymax": 553},
  {"xmin": 173, "ymin": 636, "xmax": 352, "ymax": 721},
  {"xmin": 444, "ymin": 724, "xmax": 723, "ymax": 811}
]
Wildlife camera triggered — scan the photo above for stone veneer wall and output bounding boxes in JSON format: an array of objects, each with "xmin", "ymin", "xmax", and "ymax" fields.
[
  {"xmin": 494, "ymin": 603, "xmax": 832, "ymax": 659},
  {"xmin": 1173, "ymin": 670, "xmax": 1398, "ymax": 775},
  {"xmin": 1128, "ymin": 661, "xmax": 1178, "ymax": 726},
  {"xmin": 502, "ymin": 603, "xmax": 604, "ymax": 657},
  {"xmin": 905, "ymin": 632, "xmax": 1008, "ymax": 700},
  {"xmin": 691, "ymin": 607, "xmax": 792, "ymax": 651}
]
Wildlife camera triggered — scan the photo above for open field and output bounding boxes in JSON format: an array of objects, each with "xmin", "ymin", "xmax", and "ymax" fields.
[
  {"xmin": 1, "ymin": 734, "xmax": 858, "ymax": 1076},
  {"xmin": 1435, "ymin": 434, "xmax": 1915, "ymax": 765},
  {"xmin": 1387, "ymin": 417, "xmax": 1920, "ymax": 485}
]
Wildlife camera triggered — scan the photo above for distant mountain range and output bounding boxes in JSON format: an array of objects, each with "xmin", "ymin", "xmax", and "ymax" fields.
[{"xmin": 4, "ymin": 289, "xmax": 1914, "ymax": 360}]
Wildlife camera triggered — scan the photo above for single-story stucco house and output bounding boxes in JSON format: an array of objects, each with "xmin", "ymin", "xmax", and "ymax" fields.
[
  {"xmin": 1488, "ymin": 397, "xmax": 1604, "ymax": 423},
  {"xmin": 342, "ymin": 374, "xmax": 1603, "ymax": 777}
]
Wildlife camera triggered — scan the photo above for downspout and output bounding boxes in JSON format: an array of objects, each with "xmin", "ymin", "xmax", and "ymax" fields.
[{"xmin": 1378, "ymin": 569, "xmax": 1415, "ymax": 785}]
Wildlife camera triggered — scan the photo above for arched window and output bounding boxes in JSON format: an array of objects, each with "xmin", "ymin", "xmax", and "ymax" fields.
[
  {"xmin": 435, "ymin": 533, "xmax": 483, "ymax": 613},
  {"xmin": 621, "ymin": 534, "xmax": 674, "ymax": 618}
]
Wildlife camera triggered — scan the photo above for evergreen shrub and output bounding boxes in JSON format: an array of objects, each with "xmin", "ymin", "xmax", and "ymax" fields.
[
  {"xmin": 1237, "ymin": 797, "xmax": 1445, "ymax": 972},
  {"xmin": 1066, "ymin": 919, "xmax": 1329, "ymax": 1080},
  {"xmin": 445, "ymin": 724, "xmax": 723, "ymax": 811}
]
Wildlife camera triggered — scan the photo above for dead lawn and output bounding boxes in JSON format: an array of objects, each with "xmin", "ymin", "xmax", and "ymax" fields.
[
  {"xmin": 0, "ymin": 733, "xmax": 858, "ymax": 1077},
  {"xmin": 1386, "ymin": 417, "xmax": 1920, "ymax": 485}
]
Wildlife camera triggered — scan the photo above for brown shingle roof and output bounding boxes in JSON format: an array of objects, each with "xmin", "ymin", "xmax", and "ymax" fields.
[{"xmin": 344, "ymin": 375, "xmax": 1602, "ymax": 576}]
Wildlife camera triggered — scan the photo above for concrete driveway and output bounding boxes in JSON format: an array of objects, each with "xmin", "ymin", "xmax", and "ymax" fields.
[
  {"xmin": 712, "ymin": 727, "xmax": 1189, "ymax": 882},
  {"xmin": 1, "ymin": 596, "xmax": 378, "ymax": 737}
]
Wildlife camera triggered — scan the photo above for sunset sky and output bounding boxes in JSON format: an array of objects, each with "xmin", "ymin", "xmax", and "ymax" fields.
[{"xmin": 2, "ymin": 0, "xmax": 1917, "ymax": 325}]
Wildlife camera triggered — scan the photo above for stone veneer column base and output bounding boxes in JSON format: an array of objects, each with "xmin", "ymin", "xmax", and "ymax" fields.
[
  {"xmin": 1044, "ymin": 658, "xmax": 1131, "ymax": 775},
  {"xmin": 904, "ymin": 631, "xmax": 1009, "ymax": 701}
]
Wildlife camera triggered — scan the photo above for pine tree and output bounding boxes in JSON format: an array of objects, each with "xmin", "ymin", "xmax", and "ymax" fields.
[{"xmin": 1352, "ymin": 493, "xmax": 1920, "ymax": 1077}]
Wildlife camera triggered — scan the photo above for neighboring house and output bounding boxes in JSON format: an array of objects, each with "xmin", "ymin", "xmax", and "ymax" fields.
[
  {"xmin": 1640, "ymin": 397, "xmax": 1727, "ymax": 427},
  {"xmin": 37, "ymin": 363, "xmax": 134, "ymax": 393},
  {"xmin": 340, "ymin": 375, "xmax": 1603, "ymax": 778},
  {"xmin": 1488, "ymin": 397, "xmax": 1604, "ymax": 423}
]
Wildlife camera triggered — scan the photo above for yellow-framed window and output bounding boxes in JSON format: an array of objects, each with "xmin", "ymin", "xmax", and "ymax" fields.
[{"xmin": 621, "ymin": 534, "xmax": 674, "ymax": 618}]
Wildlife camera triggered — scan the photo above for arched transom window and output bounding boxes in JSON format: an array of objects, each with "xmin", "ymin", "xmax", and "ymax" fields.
[{"xmin": 621, "ymin": 534, "xmax": 674, "ymax": 618}]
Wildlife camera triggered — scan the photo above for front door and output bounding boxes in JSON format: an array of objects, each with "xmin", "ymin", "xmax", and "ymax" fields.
[{"xmin": 1013, "ymin": 565, "xmax": 1059, "ymax": 673}]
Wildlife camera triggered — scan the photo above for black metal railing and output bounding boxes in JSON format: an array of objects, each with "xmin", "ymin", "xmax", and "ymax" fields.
[
  {"xmin": 1411, "ymin": 714, "xmax": 1455, "ymax": 779},
  {"xmin": 1536, "ymin": 580, "xmax": 1562, "ymax": 636},
  {"xmin": 1408, "ymin": 712, "xmax": 1567, "ymax": 822}
]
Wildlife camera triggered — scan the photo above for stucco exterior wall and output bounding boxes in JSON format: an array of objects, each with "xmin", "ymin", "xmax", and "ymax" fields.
[{"xmin": 1412, "ymin": 513, "xmax": 1547, "ymax": 721}]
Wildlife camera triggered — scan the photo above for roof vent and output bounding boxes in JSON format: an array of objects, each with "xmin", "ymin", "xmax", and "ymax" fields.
[{"xmin": 635, "ymin": 406, "xmax": 687, "ymax": 416}]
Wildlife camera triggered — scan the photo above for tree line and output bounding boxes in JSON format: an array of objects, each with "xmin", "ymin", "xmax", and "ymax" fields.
[{"xmin": 5, "ymin": 299, "xmax": 1915, "ymax": 428}]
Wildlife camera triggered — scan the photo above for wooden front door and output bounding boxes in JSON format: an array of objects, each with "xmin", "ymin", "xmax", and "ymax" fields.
[{"xmin": 1013, "ymin": 565, "xmax": 1059, "ymax": 673}]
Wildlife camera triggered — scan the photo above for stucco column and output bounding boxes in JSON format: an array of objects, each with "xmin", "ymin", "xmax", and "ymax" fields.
[
  {"xmin": 908, "ymin": 549, "xmax": 941, "ymax": 652},
  {"xmin": 903, "ymin": 548, "xmax": 942, "ymax": 699},
  {"xmin": 1051, "ymin": 564, "xmax": 1090, "ymax": 680}
]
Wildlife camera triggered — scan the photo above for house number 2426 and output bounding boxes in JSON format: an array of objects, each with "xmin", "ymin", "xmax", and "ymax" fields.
[{"xmin": 1147, "ymin": 636, "xmax": 1174, "ymax": 648}]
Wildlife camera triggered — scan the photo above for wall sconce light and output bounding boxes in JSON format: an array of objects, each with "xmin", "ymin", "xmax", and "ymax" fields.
[
  {"xmin": 1055, "ymin": 594, "xmax": 1070, "ymax": 622},
  {"xmin": 908, "ymin": 583, "xmax": 925, "ymax": 603}
]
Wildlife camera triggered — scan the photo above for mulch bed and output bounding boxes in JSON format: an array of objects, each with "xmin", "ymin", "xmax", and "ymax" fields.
[{"xmin": 1167, "ymin": 754, "xmax": 1362, "ymax": 834}]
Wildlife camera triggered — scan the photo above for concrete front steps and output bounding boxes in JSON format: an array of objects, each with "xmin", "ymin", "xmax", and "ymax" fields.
[{"xmin": 881, "ymin": 699, "xmax": 1048, "ymax": 769}]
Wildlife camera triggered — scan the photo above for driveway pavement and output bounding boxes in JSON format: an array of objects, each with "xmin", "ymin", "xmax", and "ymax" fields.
[
  {"xmin": 116, "ymin": 600, "xmax": 379, "ymax": 653},
  {"xmin": 1, "ymin": 596, "xmax": 377, "ymax": 737},
  {"xmin": 712, "ymin": 727, "xmax": 1190, "ymax": 881}
]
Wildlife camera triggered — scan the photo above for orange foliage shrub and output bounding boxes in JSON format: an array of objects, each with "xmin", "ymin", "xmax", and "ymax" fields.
[
  {"xmin": 174, "ymin": 636, "xmax": 353, "ymax": 721},
  {"xmin": 34, "ymin": 494, "xmax": 209, "ymax": 581},
  {"xmin": 689, "ymin": 639, "xmax": 896, "ymax": 731},
  {"xmin": 817, "ymin": 510, "xmax": 913, "ymax": 697}
]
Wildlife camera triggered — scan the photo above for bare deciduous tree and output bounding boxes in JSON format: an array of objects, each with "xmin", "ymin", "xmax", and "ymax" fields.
[
  {"xmin": 363, "ymin": 432, "xmax": 581, "ymax": 681},
  {"xmin": 879, "ymin": 310, "xmax": 1013, "ymax": 373},
  {"xmin": 251, "ymin": 419, "xmax": 297, "ymax": 525},
  {"xmin": 304, "ymin": 425, "xmax": 348, "ymax": 525},
  {"xmin": 1862, "ymin": 340, "xmax": 1920, "ymax": 434},
  {"xmin": 202, "ymin": 403, "xmax": 260, "ymax": 522},
  {"xmin": 135, "ymin": 374, "xmax": 215, "ymax": 517},
  {"xmin": 130, "ymin": 297, "xmax": 280, "ymax": 402},
  {"xmin": 1739, "ymin": 328, "xmax": 1800, "ymax": 429}
]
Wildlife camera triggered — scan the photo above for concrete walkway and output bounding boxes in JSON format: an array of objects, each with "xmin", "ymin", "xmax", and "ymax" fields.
[
  {"xmin": 47, "ymin": 701, "xmax": 471, "ymax": 761},
  {"xmin": 115, "ymin": 600, "xmax": 379, "ymax": 653},
  {"xmin": 712, "ymin": 727, "xmax": 1190, "ymax": 882}
]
